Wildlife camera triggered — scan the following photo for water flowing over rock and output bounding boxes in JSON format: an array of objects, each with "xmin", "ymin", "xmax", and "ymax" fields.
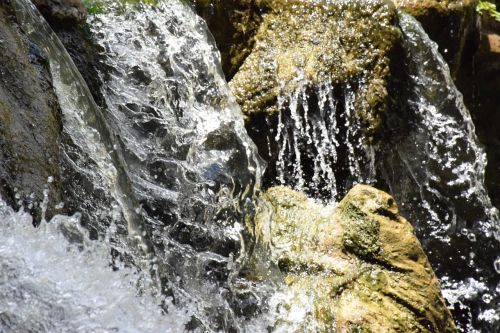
[
  {"xmin": 195, "ymin": 0, "xmax": 498, "ymax": 330},
  {"xmin": 230, "ymin": 0, "xmax": 400, "ymax": 199},
  {"xmin": 0, "ymin": 198, "xmax": 187, "ymax": 333},
  {"xmin": 253, "ymin": 185, "xmax": 457, "ymax": 332},
  {"xmin": 10, "ymin": 0, "xmax": 263, "ymax": 330},
  {"xmin": 378, "ymin": 14, "xmax": 499, "ymax": 331},
  {"xmin": 0, "ymin": 4, "xmax": 64, "ymax": 221},
  {"xmin": 1, "ymin": 0, "xmax": 499, "ymax": 332},
  {"xmin": 393, "ymin": 0, "xmax": 479, "ymax": 75}
]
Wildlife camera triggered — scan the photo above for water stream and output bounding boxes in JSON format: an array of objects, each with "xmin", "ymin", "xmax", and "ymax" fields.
[
  {"xmin": 6, "ymin": 0, "xmax": 265, "ymax": 331},
  {"xmin": 264, "ymin": 10, "xmax": 500, "ymax": 332},
  {"xmin": 1, "ymin": 0, "xmax": 500, "ymax": 332}
]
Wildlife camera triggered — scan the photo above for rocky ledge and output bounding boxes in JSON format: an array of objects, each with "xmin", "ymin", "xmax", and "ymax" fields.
[{"xmin": 252, "ymin": 185, "xmax": 457, "ymax": 332}]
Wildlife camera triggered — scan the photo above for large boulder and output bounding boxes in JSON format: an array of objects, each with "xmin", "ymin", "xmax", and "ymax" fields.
[
  {"xmin": 0, "ymin": 4, "xmax": 64, "ymax": 221},
  {"xmin": 253, "ymin": 185, "xmax": 457, "ymax": 332},
  {"xmin": 229, "ymin": 0, "xmax": 401, "ymax": 140}
]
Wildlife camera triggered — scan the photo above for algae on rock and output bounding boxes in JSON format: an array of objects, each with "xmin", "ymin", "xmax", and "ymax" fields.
[
  {"xmin": 253, "ymin": 185, "xmax": 457, "ymax": 332},
  {"xmin": 229, "ymin": 0, "xmax": 401, "ymax": 139}
]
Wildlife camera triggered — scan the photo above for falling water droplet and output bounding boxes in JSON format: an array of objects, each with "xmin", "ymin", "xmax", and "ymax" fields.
[
  {"xmin": 494, "ymin": 258, "xmax": 500, "ymax": 274},
  {"xmin": 482, "ymin": 293, "xmax": 493, "ymax": 304}
]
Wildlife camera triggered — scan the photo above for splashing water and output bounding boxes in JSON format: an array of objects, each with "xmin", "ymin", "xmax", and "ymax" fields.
[
  {"xmin": 260, "ymin": 9, "xmax": 500, "ymax": 332},
  {"xmin": 377, "ymin": 14, "xmax": 500, "ymax": 332},
  {"xmin": 0, "ymin": 198, "xmax": 188, "ymax": 333},
  {"xmin": 9, "ymin": 0, "xmax": 264, "ymax": 331},
  {"xmin": 273, "ymin": 76, "xmax": 376, "ymax": 201}
]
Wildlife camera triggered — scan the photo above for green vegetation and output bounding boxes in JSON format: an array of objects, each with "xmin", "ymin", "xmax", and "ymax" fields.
[
  {"xmin": 82, "ymin": 0, "xmax": 159, "ymax": 15},
  {"xmin": 477, "ymin": 1, "xmax": 500, "ymax": 21},
  {"xmin": 82, "ymin": 0, "xmax": 104, "ymax": 15}
]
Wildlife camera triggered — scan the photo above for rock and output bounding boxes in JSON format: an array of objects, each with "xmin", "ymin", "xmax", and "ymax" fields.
[
  {"xmin": 229, "ymin": 0, "xmax": 401, "ymax": 139},
  {"xmin": 393, "ymin": 0, "xmax": 479, "ymax": 76},
  {"xmin": 0, "ymin": 4, "xmax": 64, "ymax": 221},
  {"xmin": 194, "ymin": 0, "xmax": 264, "ymax": 79},
  {"xmin": 32, "ymin": 0, "xmax": 87, "ymax": 27},
  {"xmin": 253, "ymin": 185, "xmax": 457, "ymax": 332}
]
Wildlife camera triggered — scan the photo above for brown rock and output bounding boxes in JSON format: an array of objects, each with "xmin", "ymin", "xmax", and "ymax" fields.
[{"xmin": 253, "ymin": 185, "xmax": 457, "ymax": 332}]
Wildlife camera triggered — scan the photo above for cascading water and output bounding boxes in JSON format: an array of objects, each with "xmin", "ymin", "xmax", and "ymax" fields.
[
  {"xmin": 0, "ymin": 199, "xmax": 187, "ymax": 332},
  {"xmin": 273, "ymin": 78, "xmax": 377, "ymax": 201},
  {"xmin": 2, "ymin": 0, "xmax": 500, "ymax": 331},
  {"xmin": 5, "ymin": 0, "xmax": 266, "ymax": 331},
  {"xmin": 378, "ymin": 14, "xmax": 500, "ymax": 332},
  {"xmin": 263, "ymin": 10, "xmax": 500, "ymax": 333}
]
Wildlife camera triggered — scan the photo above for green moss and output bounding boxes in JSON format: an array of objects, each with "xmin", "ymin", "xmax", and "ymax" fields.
[
  {"xmin": 341, "ymin": 203, "xmax": 381, "ymax": 259},
  {"xmin": 230, "ymin": 0, "xmax": 401, "ymax": 139},
  {"xmin": 477, "ymin": 1, "xmax": 500, "ymax": 20},
  {"xmin": 82, "ymin": 0, "xmax": 160, "ymax": 15},
  {"xmin": 252, "ymin": 185, "xmax": 457, "ymax": 332}
]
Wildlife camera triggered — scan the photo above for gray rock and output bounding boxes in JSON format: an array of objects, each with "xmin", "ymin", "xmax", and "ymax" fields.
[
  {"xmin": 33, "ymin": 0, "xmax": 86, "ymax": 27},
  {"xmin": 0, "ymin": 5, "xmax": 64, "ymax": 221}
]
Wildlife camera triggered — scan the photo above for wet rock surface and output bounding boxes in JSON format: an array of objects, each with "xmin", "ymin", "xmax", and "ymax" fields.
[
  {"xmin": 254, "ymin": 184, "xmax": 457, "ymax": 332},
  {"xmin": 0, "ymin": 4, "xmax": 64, "ymax": 221},
  {"xmin": 33, "ymin": 0, "xmax": 104, "ymax": 107},
  {"xmin": 458, "ymin": 11, "xmax": 500, "ymax": 209},
  {"xmin": 394, "ymin": 0, "xmax": 479, "ymax": 75},
  {"xmin": 194, "ymin": 0, "xmax": 264, "ymax": 80},
  {"xmin": 32, "ymin": 0, "xmax": 87, "ymax": 27},
  {"xmin": 230, "ymin": 0, "xmax": 400, "ymax": 138}
]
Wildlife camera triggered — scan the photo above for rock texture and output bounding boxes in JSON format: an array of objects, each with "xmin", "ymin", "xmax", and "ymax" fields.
[
  {"xmin": 0, "ymin": 4, "xmax": 64, "ymax": 221},
  {"xmin": 194, "ymin": 0, "xmax": 264, "ymax": 79},
  {"xmin": 229, "ymin": 0, "xmax": 401, "ymax": 139},
  {"xmin": 253, "ymin": 185, "xmax": 457, "ymax": 332},
  {"xmin": 32, "ymin": 0, "xmax": 87, "ymax": 27}
]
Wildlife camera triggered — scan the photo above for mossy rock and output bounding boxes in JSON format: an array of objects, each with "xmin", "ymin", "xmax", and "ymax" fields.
[
  {"xmin": 253, "ymin": 185, "xmax": 457, "ymax": 332},
  {"xmin": 229, "ymin": 0, "xmax": 401, "ymax": 140}
]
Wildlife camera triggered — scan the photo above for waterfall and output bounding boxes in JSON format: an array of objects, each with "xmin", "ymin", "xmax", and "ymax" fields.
[
  {"xmin": 0, "ymin": 198, "xmax": 187, "ymax": 332},
  {"xmin": 379, "ymin": 14, "xmax": 500, "ymax": 331},
  {"xmin": 273, "ymin": 78, "xmax": 377, "ymax": 201},
  {"xmin": 265, "ymin": 10, "xmax": 500, "ymax": 332},
  {"xmin": 6, "ymin": 0, "xmax": 264, "ymax": 331}
]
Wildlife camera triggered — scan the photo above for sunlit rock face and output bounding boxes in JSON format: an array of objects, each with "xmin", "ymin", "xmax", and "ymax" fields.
[
  {"xmin": 393, "ymin": 0, "xmax": 479, "ymax": 75},
  {"xmin": 225, "ymin": 0, "xmax": 402, "ymax": 201},
  {"xmin": 253, "ymin": 185, "xmax": 457, "ymax": 333},
  {"xmin": 230, "ymin": 0, "xmax": 400, "ymax": 138},
  {"xmin": 0, "ymin": 5, "xmax": 64, "ymax": 221}
]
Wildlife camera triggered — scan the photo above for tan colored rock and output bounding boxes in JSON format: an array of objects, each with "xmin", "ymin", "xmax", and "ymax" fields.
[
  {"xmin": 229, "ymin": 0, "xmax": 401, "ymax": 140},
  {"xmin": 253, "ymin": 185, "xmax": 457, "ymax": 332}
]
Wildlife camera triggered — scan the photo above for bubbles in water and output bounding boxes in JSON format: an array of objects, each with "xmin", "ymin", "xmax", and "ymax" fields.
[
  {"xmin": 494, "ymin": 258, "xmax": 500, "ymax": 274},
  {"xmin": 482, "ymin": 293, "xmax": 493, "ymax": 304}
]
